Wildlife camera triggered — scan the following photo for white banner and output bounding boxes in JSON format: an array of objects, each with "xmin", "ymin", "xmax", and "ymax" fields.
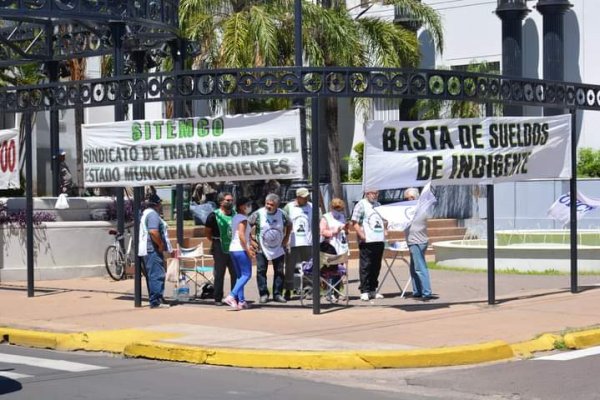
[
  {"xmin": 375, "ymin": 200, "xmax": 417, "ymax": 231},
  {"xmin": 0, "ymin": 129, "xmax": 19, "ymax": 189},
  {"xmin": 374, "ymin": 182, "xmax": 437, "ymax": 231},
  {"xmin": 364, "ymin": 115, "xmax": 571, "ymax": 190},
  {"xmin": 547, "ymin": 191, "xmax": 600, "ymax": 225},
  {"xmin": 82, "ymin": 110, "xmax": 302, "ymax": 187}
]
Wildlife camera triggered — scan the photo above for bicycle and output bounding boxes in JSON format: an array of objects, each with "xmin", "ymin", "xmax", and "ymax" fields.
[{"xmin": 104, "ymin": 228, "xmax": 134, "ymax": 281}]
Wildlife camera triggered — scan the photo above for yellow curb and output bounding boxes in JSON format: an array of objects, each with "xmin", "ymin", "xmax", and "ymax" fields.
[
  {"xmin": 56, "ymin": 329, "xmax": 181, "ymax": 353},
  {"xmin": 358, "ymin": 340, "xmax": 514, "ymax": 368},
  {"xmin": 124, "ymin": 340, "xmax": 514, "ymax": 370},
  {"xmin": 1, "ymin": 328, "xmax": 180, "ymax": 354},
  {"xmin": 510, "ymin": 333, "xmax": 562, "ymax": 357},
  {"xmin": 564, "ymin": 328, "xmax": 600, "ymax": 349},
  {"xmin": 2, "ymin": 328, "xmax": 66, "ymax": 349}
]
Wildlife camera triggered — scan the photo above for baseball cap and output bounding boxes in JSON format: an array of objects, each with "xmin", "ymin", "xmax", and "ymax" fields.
[
  {"xmin": 58, "ymin": 148, "xmax": 66, "ymax": 156},
  {"xmin": 146, "ymin": 194, "xmax": 162, "ymax": 206},
  {"xmin": 296, "ymin": 187, "xmax": 309, "ymax": 198}
]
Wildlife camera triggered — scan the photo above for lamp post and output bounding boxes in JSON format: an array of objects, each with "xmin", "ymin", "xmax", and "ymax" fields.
[
  {"xmin": 537, "ymin": 0, "xmax": 572, "ymax": 116},
  {"xmin": 395, "ymin": 1, "xmax": 421, "ymax": 121}
]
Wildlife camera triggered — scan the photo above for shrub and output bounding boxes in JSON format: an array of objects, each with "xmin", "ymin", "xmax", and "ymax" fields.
[
  {"xmin": 0, "ymin": 203, "xmax": 55, "ymax": 227},
  {"xmin": 106, "ymin": 199, "xmax": 134, "ymax": 222},
  {"xmin": 344, "ymin": 141, "xmax": 364, "ymax": 183},
  {"xmin": 577, "ymin": 148, "xmax": 600, "ymax": 178}
]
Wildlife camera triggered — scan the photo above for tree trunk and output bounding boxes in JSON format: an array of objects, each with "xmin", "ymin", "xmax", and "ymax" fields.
[{"xmin": 326, "ymin": 97, "xmax": 342, "ymax": 198}]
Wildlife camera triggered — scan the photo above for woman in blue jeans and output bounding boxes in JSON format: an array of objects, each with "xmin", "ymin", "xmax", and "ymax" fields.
[{"xmin": 224, "ymin": 197, "xmax": 255, "ymax": 310}]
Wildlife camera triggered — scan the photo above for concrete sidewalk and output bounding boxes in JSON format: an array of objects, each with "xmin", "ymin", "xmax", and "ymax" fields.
[{"xmin": 1, "ymin": 263, "xmax": 600, "ymax": 369}]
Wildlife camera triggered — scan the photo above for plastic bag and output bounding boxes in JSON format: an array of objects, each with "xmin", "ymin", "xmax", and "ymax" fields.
[
  {"xmin": 54, "ymin": 193, "xmax": 69, "ymax": 209},
  {"xmin": 165, "ymin": 257, "xmax": 179, "ymax": 283}
]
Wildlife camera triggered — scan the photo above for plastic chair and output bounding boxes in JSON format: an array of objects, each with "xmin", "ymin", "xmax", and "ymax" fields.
[
  {"xmin": 298, "ymin": 252, "xmax": 349, "ymax": 307},
  {"xmin": 177, "ymin": 243, "xmax": 214, "ymax": 298}
]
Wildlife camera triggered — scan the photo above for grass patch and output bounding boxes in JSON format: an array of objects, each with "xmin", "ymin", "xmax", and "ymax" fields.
[{"xmin": 427, "ymin": 262, "xmax": 600, "ymax": 276}]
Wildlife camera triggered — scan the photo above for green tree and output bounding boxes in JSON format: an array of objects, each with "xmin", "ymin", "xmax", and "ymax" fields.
[
  {"xmin": 179, "ymin": 0, "xmax": 443, "ymax": 196},
  {"xmin": 414, "ymin": 61, "xmax": 500, "ymax": 120},
  {"xmin": 577, "ymin": 148, "xmax": 600, "ymax": 178}
]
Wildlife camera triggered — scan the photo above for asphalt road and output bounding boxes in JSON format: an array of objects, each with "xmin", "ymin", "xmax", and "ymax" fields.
[{"xmin": 2, "ymin": 344, "xmax": 600, "ymax": 400}]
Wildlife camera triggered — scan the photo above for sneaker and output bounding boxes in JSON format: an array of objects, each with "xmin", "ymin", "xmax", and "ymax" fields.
[
  {"xmin": 259, "ymin": 294, "xmax": 269, "ymax": 304},
  {"xmin": 360, "ymin": 292, "xmax": 370, "ymax": 301},
  {"xmin": 370, "ymin": 292, "xmax": 384, "ymax": 299},
  {"xmin": 224, "ymin": 295, "xmax": 238, "ymax": 309},
  {"xmin": 326, "ymin": 293, "xmax": 338, "ymax": 303},
  {"xmin": 237, "ymin": 301, "xmax": 250, "ymax": 310},
  {"xmin": 214, "ymin": 301, "xmax": 224, "ymax": 306},
  {"xmin": 274, "ymin": 295, "xmax": 287, "ymax": 303},
  {"xmin": 283, "ymin": 290, "xmax": 292, "ymax": 301},
  {"xmin": 150, "ymin": 303, "xmax": 170, "ymax": 309}
]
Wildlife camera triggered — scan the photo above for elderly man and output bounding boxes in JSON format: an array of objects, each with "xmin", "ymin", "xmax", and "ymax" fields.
[
  {"xmin": 204, "ymin": 192, "xmax": 237, "ymax": 306},
  {"xmin": 351, "ymin": 190, "xmax": 386, "ymax": 301},
  {"xmin": 404, "ymin": 187, "xmax": 434, "ymax": 300},
  {"xmin": 282, "ymin": 187, "xmax": 313, "ymax": 300},
  {"xmin": 138, "ymin": 194, "xmax": 173, "ymax": 309},
  {"xmin": 248, "ymin": 193, "xmax": 291, "ymax": 303}
]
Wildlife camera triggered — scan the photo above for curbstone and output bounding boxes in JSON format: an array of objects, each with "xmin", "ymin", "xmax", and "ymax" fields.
[
  {"xmin": 7, "ymin": 325, "xmax": 600, "ymax": 369},
  {"xmin": 124, "ymin": 340, "xmax": 514, "ymax": 370},
  {"xmin": 2, "ymin": 328, "xmax": 64, "ymax": 349},
  {"xmin": 510, "ymin": 333, "xmax": 562, "ymax": 357},
  {"xmin": 358, "ymin": 340, "xmax": 514, "ymax": 368},
  {"xmin": 564, "ymin": 329, "xmax": 600, "ymax": 349}
]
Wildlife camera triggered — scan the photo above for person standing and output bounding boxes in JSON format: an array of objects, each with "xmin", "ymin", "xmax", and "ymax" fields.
[
  {"xmin": 404, "ymin": 187, "xmax": 434, "ymax": 300},
  {"xmin": 351, "ymin": 190, "xmax": 386, "ymax": 301},
  {"xmin": 58, "ymin": 149, "xmax": 76, "ymax": 196},
  {"xmin": 205, "ymin": 192, "xmax": 237, "ymax": 306},
  {"xmin": 224, "ymin": 197, "xmax": 255, "ymax": 310},
  {"xmin": 283, "ymin": 187, "xmax": 313, "ymax": 300},
  {"xmin": 248, "ymin": 193, "xmax": 291, "ymax": 303},
  {"xmin": 138, "ymin": 194, "xmax": 173, "ymax": 309}
]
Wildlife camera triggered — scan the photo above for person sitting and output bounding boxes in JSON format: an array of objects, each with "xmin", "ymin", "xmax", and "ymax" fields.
[{"xmin": 319, "ymin": 198, "xmax": 349, "ymax": 303}]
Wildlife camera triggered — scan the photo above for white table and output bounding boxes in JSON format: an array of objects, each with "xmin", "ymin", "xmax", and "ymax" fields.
[{"xmin": 377, "ymin": 241, "xmax": 412, "ymax": 299}]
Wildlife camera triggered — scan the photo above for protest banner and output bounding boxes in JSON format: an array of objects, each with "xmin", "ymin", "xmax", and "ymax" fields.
[
  {"xmin": 82, "ymin": 109, "xmax": 302, "ymax": 187},
  {"xmin": 374, "ymin": 182, "xmax": 437, "ymax": 230},
  {"xmin": 547, "ymin": 191, "xmax": 600, "ymax": 226},
  {"xmin": 0, "ymin": 128, "xmax": 19, "ymax": 189},
  {"xmin": 364, "ymin": 115, "xmax": 571, "ymax": 190}
]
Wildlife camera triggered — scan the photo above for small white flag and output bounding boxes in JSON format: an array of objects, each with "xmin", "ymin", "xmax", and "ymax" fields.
[{"xmin": 547, "ymin": 191, "xmax": 600, "ymax": 225}]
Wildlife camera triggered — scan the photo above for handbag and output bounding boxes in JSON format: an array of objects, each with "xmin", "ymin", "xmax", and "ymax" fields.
[
  {"xmin": 55, "ymin": 193, "xmax": 69, "ymax": 209},
  {"xmin": 165, "ymin": 257, "xmax": 179, "ymax": 283}
]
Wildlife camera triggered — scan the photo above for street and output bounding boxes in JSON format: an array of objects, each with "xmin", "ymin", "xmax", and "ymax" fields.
[{"xmin": 2, "ymin": 344, "xmax": 600, "ymax": 399}]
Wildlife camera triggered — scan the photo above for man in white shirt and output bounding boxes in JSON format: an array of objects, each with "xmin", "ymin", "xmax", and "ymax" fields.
[
  {"xmin": 282, "ymin": 187, "xmax": 313, "ymax": 300},
  {"xmin": 248, "ymin": 193, "xmax": 292, "ymax": 304},
  {"xmin": 351, "ymin": 190, "xmax": 386, "ymax": 301}
]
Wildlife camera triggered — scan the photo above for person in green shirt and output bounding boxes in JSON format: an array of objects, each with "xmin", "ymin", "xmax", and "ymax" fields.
[{"xmin": 205, "ymin": 192, "xmax": 237, "ymax": 305}]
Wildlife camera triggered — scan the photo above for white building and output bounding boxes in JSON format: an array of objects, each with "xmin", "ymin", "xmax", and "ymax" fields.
[{"xmin": 346, "ymin": 0, "xmax": 600, "ymax": 150}]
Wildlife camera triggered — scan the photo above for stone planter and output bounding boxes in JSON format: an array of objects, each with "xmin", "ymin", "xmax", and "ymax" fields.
[{"xmin": 0, "ymin": 221, "xmax": 114, "ymax": 281}]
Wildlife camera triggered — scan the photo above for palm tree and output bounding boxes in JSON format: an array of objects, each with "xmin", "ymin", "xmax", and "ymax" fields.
[
  {"xmin": 179, "ymin": 0, "xmax": 444, "ymax": 197},
  {"xmin": 0, "ymin": 63, "xmax": 46, "ymax": 187}
]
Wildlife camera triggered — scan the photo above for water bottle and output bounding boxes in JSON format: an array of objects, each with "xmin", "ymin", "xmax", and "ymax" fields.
[{"xmin": 177, "ymin": 275, "xmax": 190, "ymax": 302}]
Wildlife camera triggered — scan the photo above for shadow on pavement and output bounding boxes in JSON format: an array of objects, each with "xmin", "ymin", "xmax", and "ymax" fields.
[
  {"xmin": 0, "ymin": 284, "xmax": 130, "ymax": 297},
  {"xmin": 0, "ymin": 375, "xmax": 23, "ymax": 395}
]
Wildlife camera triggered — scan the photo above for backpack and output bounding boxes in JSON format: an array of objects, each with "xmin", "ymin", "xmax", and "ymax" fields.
[{"xmin": 200, "ymin": 283, "xmax": 214, "ymax": 299}]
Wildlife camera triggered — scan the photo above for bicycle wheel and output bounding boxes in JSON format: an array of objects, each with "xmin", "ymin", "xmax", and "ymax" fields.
[{"xmin": 104, "ymin": 245, "xmax": 126, "ymax": 281}]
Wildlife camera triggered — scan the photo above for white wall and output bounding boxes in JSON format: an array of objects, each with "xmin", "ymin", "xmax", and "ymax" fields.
[{"xmin": 423, "ymin": 0, "xmax": 600, "ymax": 149}]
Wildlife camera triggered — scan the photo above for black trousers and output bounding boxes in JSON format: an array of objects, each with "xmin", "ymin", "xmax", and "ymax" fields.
[
  {"xmin": 358, "ymin": 241, "xmax": 385, "ymax": 293},
  {"xmin": 211, "ymin": 240, "xmax": 237, "ymax": 302}
]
